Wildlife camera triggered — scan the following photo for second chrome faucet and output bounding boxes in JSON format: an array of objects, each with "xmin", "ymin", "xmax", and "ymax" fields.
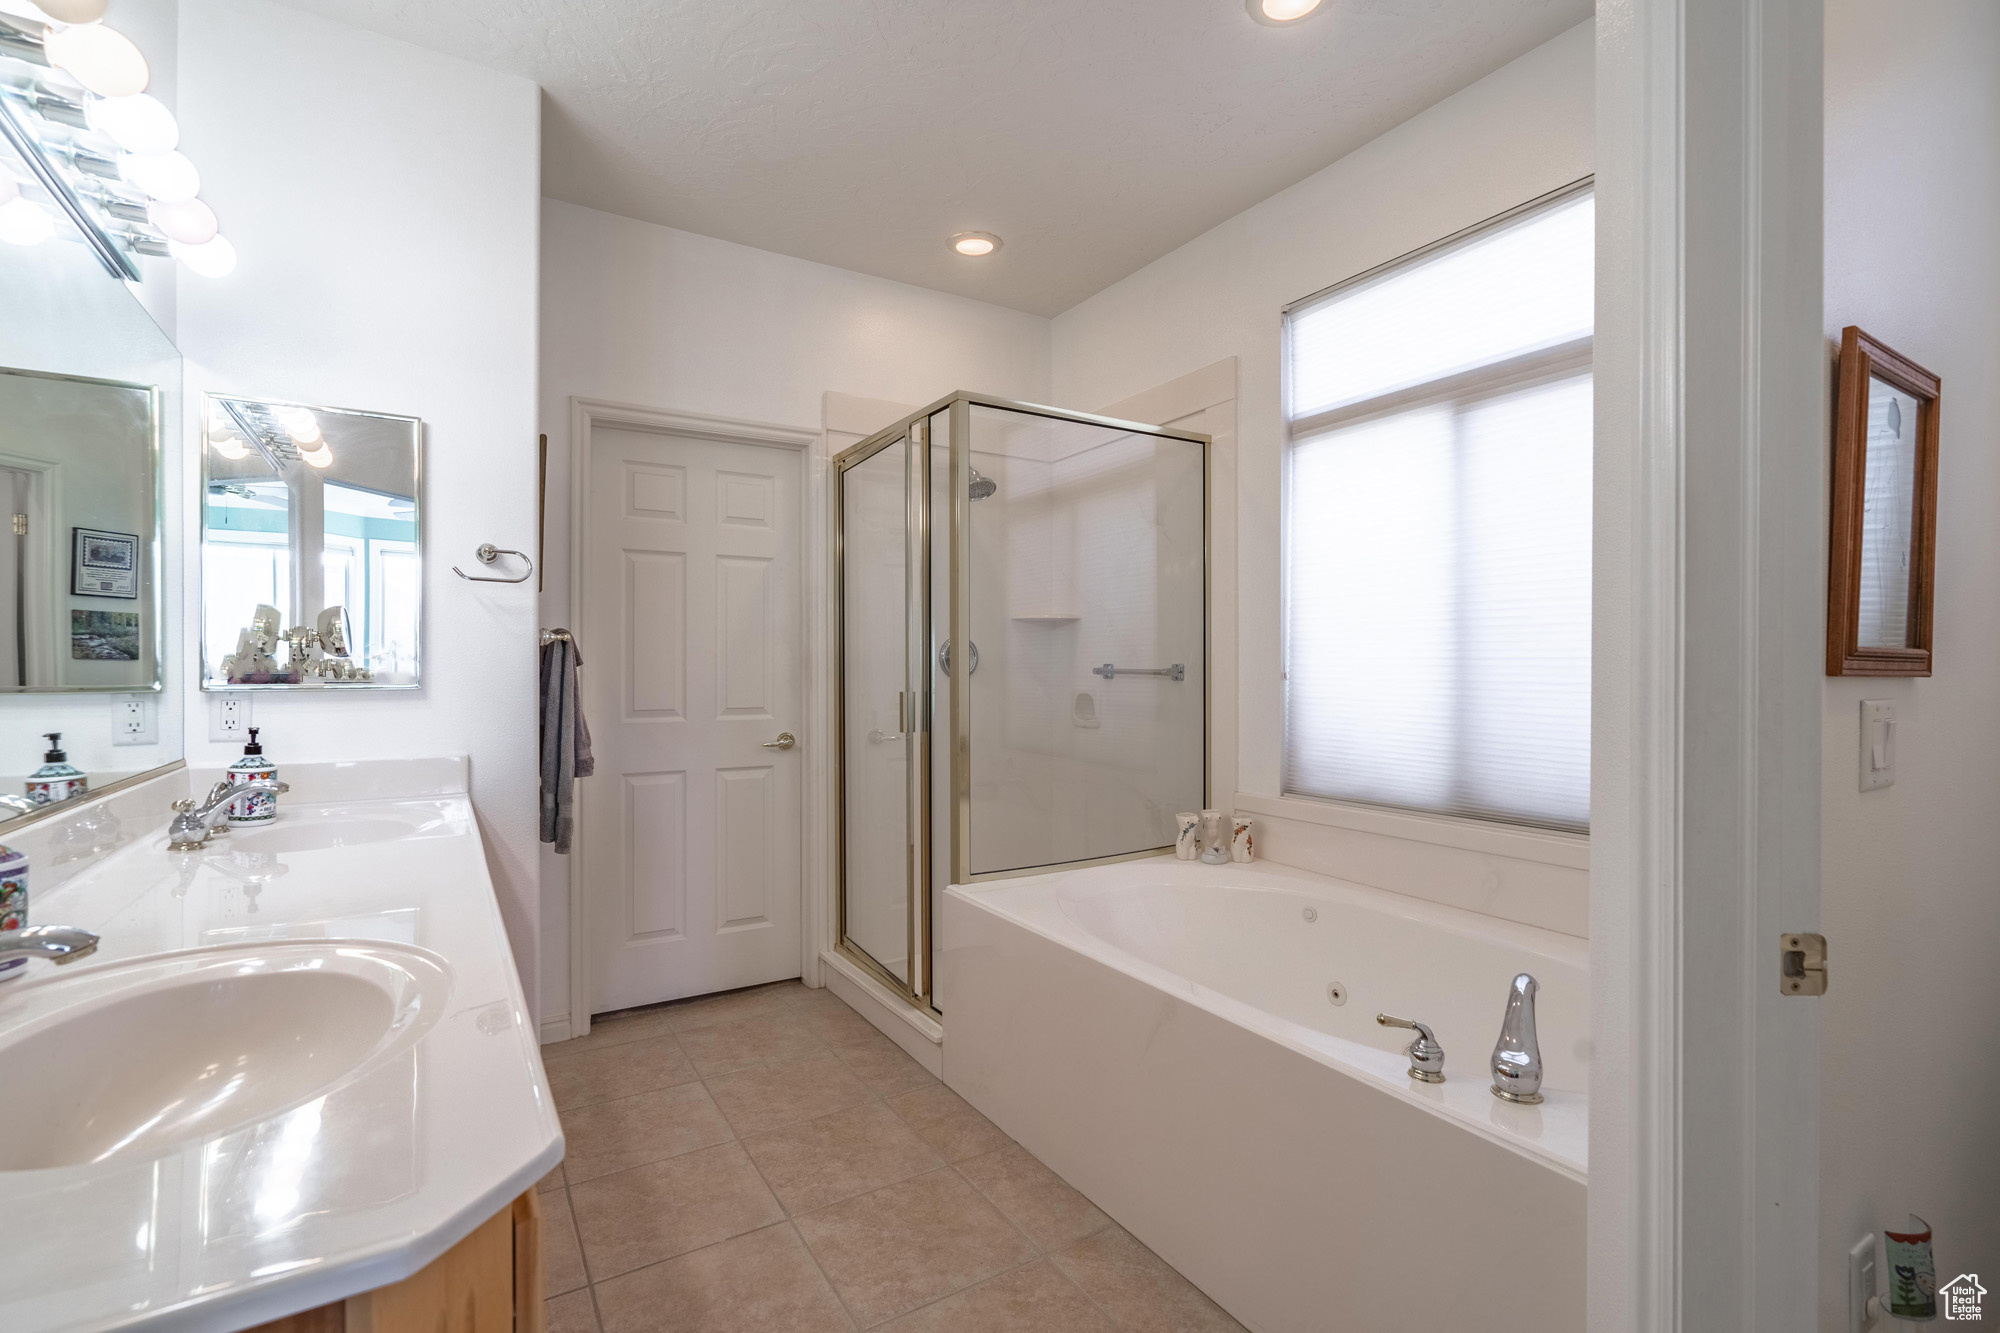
[{"xmin": 1376, "ymin": 971, "xmax": 1545, "ymax": 1103}]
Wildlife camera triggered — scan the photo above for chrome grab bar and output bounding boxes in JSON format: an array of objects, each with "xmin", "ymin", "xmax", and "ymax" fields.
[{"xmin": 1091, "ymin": 662, "xmax": 1185, "ymax": 681}]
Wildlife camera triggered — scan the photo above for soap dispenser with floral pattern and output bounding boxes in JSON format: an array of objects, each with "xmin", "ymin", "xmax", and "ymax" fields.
[
  {"xmin": 226, "ymin": 727, "xmax": 279, "ymax": 826},
  {"xmin": 26, "ymin": 733, "xmax": 86, "ymax": 806}
]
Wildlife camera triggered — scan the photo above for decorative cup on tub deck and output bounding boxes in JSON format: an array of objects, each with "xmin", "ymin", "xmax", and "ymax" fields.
[
  {"xmin": 1174, "ymin": 811, "xmax": 1202, "ymax": 861},
  {"xmin": 1230, "ymin": 817, "xmax": 1255, "ymax": 863},
  {"xmin": 1199, "ymin": 809, "xmax": 1230, "ymax": 864}
]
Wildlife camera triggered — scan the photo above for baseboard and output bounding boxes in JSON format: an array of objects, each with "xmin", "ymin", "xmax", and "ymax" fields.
[
  {"xmin": 818, "ymin": 950, "xmax": 944, "ymax": 1076},
  {"xmin": 539, "ymin": 1015, "xmax": 573, "ymax": 1045}
]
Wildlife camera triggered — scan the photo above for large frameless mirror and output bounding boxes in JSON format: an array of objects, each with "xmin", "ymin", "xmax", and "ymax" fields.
[
  {"xmin": 201, "ymin": 395, "xmax": 422, "ymax": 689},
  {"xmin": 0, "ymin": 139, "xmax": 181, "ymax": 829}
]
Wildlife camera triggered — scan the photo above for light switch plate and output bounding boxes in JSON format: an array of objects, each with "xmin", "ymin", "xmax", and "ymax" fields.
[
  {"xmin": 211, "ymin": 694, "xmax": 250, "ymax": 743},
  {"xmin": 1860, "ymin": 700, "xmax": 1895, "ymax": 791}
]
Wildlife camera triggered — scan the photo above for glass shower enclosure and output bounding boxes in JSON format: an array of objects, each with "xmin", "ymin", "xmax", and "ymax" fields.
[{"xmin": 835, "ymin": 393, "xmax": 1208, "ymax": 1015}]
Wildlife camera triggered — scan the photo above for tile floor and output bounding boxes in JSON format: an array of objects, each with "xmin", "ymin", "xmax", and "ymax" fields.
[{"xmin": 537, "ymin": 980, "xmax": 1247, "ymax": 1332}]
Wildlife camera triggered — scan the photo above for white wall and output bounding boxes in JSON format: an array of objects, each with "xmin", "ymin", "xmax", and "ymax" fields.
[
  {"xmin": 173, "ymin": 0, "xmax": 543, "ymax": 1006},
  {"xmin": 538, "ymin": 199, "xmax": 1049, "ymax": 1028},
  {"xmin": 1819, "ymin": 3, "xmax": 2000, "ymax": 1320},
  {"xmin": 1050, "ymin": 20, "xmax": 1595, "ymax": 934}
]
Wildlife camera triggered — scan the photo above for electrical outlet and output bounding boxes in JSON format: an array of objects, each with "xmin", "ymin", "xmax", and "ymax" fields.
[
  {"xmin": 111, "ymin": 695, "xmax": 156, "ymax": 746},
  {"xmin": 1850, "ymin": 1233, "xmax": 1880, "ymax": 1332},
  {"xmin": 211, "ymin": 694, "xmax": 250, "ymax": 742}
]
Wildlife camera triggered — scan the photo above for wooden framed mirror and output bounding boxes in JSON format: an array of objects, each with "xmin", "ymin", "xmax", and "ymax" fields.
[{"xmin": 1827, "ymin": 325, "xmax": 1940, "ymax": 676}]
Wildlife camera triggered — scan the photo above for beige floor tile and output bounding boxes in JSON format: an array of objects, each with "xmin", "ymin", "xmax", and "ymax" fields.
[
  {"xmin": 544, "ymin": 1288, "xmax": 600, "ymax": 1333},
  {"xmin": 885, "ymin": 1085, "xmax": 1010, "ymax": 1163},
  {"xmin": 666, "ymin": 982, "xmax": 805, "ymax": 1033},
  {"xmin": 1050, "ymin": 1225, "xmax": 1246, "ymax": 1332},
  {"xmin": 794, "ymin": 989, "xmax": 882, "ymax": 1044},
  {"xmin": 537, "ymin": 1163, "xmax": 567, "ymax": 1193},
  {"xmin": 542, "ymin": 1185, "xmax": 590, "ymax": 1294},
  {"xmin": 878, "ymin": 1259, "xmax": 1118, "ymax": 1332},
  {"xmin": 741, "ymin": 1101, "xmax": 946, "ymax": 1214},
  {"xmin": 706, "ymin": 1052, "xmax": 875, "ymax": 1137},
  {"xmin": 677, "ymin": 1010, "xmax": 827, "ymax": 1077},
  {"xmin": 795, "ymin": 1167, "xmax": 1038, "ymax": 1326},
  {"xmin": 562, "ymin": 1082, "xmax": 736, "ymax": 1184},
  {"xmin": 546, "ymin": 1034, "xmax": 698, "ymax": 1111},
  {"xmin": 826, "ymin": 1028, "xmax": 938, "ymax": 1097},
  {"xmin": 570, "ymin": 1142, "xmax": 785, "ymax": 1279},
  {"xmin": 551, "ymin": 1007, "xmax": 676, "ymax": 1054},
  {"xmin": 956, "ymin": 1142, "xmax": 1110, "ymax": 1250},
  {"xmin": 593, "ymin": 1223, "xmax": 854, "ymax": 1333}
]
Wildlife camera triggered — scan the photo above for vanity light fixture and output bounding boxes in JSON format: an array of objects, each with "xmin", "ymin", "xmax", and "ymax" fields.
[
  {"xmin": 0, "ymin": 12, "xmax": 233, "ymax": 279},
  {"xmin": 210, "ymin": 434, "xmax": 249, "ymax": 461},
  {"xmin": 949, "ymin": 231, "xmax": 1002, "ymax": 257},
  {"xmin": 1246, "ymin": 0, "xmax": 1323, "ymax": 24},
  {"xmin": 298, "ymin": 441, "xmax": 333, "ymax": 469}
]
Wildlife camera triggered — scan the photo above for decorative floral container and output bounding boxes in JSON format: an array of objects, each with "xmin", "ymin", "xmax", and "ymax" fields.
[{"xmin": 0, "ymin": 843, "xmax": 28, "ymax": 979}]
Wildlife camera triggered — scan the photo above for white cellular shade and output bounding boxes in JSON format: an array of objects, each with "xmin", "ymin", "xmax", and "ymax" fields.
[
  {"xmin": 1283, "ymin": 189, "xmax": 1593, "ymax": 831},
  {"xmin": 1288, "ymin": 192, "xmax": 1594, "ymax": 420}
]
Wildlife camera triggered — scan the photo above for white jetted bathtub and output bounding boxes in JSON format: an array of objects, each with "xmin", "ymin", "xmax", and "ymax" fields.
[{"xmin": 939, "ymin": 856, "xmax": 1586, "ymax": 1333}]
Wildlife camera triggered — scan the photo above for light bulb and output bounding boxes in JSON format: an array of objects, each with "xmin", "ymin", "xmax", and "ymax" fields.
[
  {"xmin": 277, "ymin": 406, "xmax": 320, "ymax": 444},
  {"xmin": 170, "ymin": 233, "xmax": 235, "ymax": 277},
  {"xmin": 299, "ymin": 442, "xmax": 332, "ymax": 469},
  {"xmin": 85, "ymin": 93, "xmax": 178, "ymax": 154},
  {"xmin": 44, "ymin": 23, "xmax": 149, "ymax": 97},
  {"xmin": 0, "ymin": 197, "xmax": 54, "ymax": 246},
  {"xmin": 120, "ymin": 150, "xmax": 198, "ymax": 202},
  {"xmin": 211, "ymin": 435, "xmax": 249, "ymax": 460},
  {"xmin": 37, "ymin": 0, "xmax": 110, "ymax": 21},
  {"xmin": 148, "ymin": 197, "xmax": 216, "ymax": 245},
  {"xmin": 948, "ymin": 231, "xmax": 1002, "ymax": 257},
  {"xmin": 1248, "ymin": 0, "xmax": 1322, "ymax": 22}
]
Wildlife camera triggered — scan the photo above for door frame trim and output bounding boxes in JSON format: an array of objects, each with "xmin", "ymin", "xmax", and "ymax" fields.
[{"xmin": 566, "ymin": 396, "xmax": 824, "ymax": 1039}]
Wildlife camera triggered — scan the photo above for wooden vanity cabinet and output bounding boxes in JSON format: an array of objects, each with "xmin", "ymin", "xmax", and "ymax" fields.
[{"xmin": 248, "ymin": 1189, "xmax": 544, "ymax": 1333}]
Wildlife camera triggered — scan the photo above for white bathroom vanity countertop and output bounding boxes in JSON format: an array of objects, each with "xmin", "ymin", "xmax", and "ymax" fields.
[{"xmin": 0, "ymin": 759, "xmax": 562, "ymax": 1333}]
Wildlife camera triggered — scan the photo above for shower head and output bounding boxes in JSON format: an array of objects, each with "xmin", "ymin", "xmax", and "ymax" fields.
[{"xmin": 967, "ymin": 467, "xmax": 997, "ymax": 501}]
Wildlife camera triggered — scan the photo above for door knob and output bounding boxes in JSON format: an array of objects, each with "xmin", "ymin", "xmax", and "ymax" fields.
[{"xmin": 763, "ymin": 732, "xmax": 796, "ymax": 750}]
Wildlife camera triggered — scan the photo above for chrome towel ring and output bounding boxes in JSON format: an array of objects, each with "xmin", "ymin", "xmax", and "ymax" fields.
[{"xmin": 453, "ymin": 543, "xmax": 534, "ymax": 584}]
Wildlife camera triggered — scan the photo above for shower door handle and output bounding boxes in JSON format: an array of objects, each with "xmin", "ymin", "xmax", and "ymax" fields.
[{"xmin": 937, "ymin": 640, "xmax": 979, "ymax": 675}]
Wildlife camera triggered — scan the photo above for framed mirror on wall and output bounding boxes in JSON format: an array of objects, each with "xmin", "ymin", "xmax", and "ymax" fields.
[
  {"xmin": 200, "ymin": 395, "xmax": 422, "ymax": 689},
  {"xmin": 0, "ymin": 178, "xmax": 182, "ymax": 829},
  {"xmin": 1827, "ymin": 325, "xmax": 1941, "ymax": 677}
]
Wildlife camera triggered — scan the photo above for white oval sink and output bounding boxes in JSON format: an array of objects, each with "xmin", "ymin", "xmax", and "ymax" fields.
[
  {"xmin": 224, "ymin": 816, "xmax": 425, "ymax": 854},
  {"xmin": 0, "ymin": 943, "xmax": 450, "ymax": 1170}
]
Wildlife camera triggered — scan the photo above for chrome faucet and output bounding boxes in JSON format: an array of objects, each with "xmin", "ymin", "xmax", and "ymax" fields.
[
  {"xmin": 166, "ymin": 779, "xmax": 289, "ymax": 851},
  {"xmin": 1377, "ymin": 1013, "xmax": 1445, "ymax": 1083},
  {"xmin": 0, "ymin": 795, "xmax": 37, "ymax": 817},
  {"xmin": 0, "ymin": 924, "xmax": 99, "ymax": 965},
  {"xmin": 1490, "ymin": 972, "xmax": 1544, "ymax": 1104}
]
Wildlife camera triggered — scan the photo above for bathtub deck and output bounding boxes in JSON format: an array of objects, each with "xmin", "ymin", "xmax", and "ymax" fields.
[{"xmin": 536, "ymin": 980, "xmax": 1247, "ymax": 1332}]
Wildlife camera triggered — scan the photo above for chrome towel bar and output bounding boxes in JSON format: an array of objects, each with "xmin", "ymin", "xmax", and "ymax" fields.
[{"xmin": 1091, "ymin": 662, "xmax": 1185, "ymax": 681}]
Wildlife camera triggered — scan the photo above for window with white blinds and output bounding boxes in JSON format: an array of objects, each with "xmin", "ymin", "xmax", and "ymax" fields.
[{"xmin": 1282, "ymin": 186, "xmax": 1593, "ymax": 832}]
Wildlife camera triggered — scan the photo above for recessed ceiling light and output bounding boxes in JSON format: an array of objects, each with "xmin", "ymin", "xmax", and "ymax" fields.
[
  {"xmin": 949, "ymin": 231, "xmax": 1001, "ymax": 258},
  {"xmin": 1247, "ymin": 0, "xmax": 1323, "ymax": 25}
]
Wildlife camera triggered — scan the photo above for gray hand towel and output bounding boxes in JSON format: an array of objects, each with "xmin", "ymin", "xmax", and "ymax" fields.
[{"xmin": 539, "ymin": 633, "xmax": 594, "ymax": 853}]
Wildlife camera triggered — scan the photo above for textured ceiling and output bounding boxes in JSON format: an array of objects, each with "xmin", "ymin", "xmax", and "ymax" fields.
[{"xmin": 276, "ymin": 0, "xmax": 1589, "ymax": 315}]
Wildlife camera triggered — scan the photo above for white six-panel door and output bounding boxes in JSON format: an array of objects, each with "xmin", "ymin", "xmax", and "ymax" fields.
[{"xmin": 583, "ymin": 424, "xmax": 803, "ymax": 1013}]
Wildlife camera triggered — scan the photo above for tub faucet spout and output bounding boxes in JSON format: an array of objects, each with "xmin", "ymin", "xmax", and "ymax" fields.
[
  {"xmin": 1490, "ymin": 973, "xmax": 1544, "ymax": 1104},
  {"xmin": 1376, "ymin": 1013, "xmax": 1444, "ymax": 1083}
]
